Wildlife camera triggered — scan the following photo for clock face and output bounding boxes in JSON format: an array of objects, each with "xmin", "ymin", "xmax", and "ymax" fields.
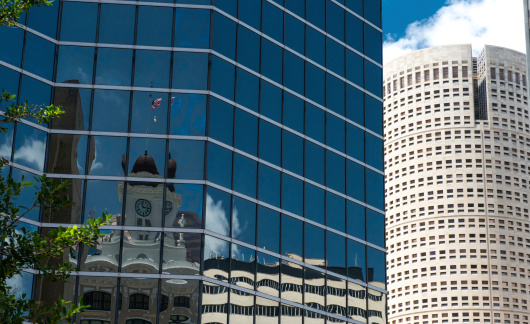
[
  {"xmin": 165, "ymin": 201, "xmax": 173, "ymax": 215},
  {"xmin": 135, "ymin": 199, "xmax": 151, "ymax": 217}
]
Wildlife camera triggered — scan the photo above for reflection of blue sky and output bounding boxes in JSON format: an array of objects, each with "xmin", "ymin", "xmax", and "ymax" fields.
[
  {"xmin": 0, "ymin": 123, "xmax": 13, "ymax": 160},
  {"xmin": 84, "ymin": 180, "xmax": 122, "ymax": 222},
  {"xmin": 0, "ymin": 66, "xmax": 20, "ymax": 95},
  {"xmin": 173, "ymin": 184, "xmax": 203, "ymax": 217},
  {"xmin": 89, "ymin": 136, "xmax": 127, "ymax": 176},
  {"xmin": 92, "ymin": 90, "xmax": 130, "ymax": 132},
  {"xmin": 169, "ymin": 140, "xmax": 204, "ymax": 180},
  {"xmin": 11, "ymin": 168, "xmax": 41, "ymax": 221},
  {"xmin": 20, "ymin": 75, "xmax": 51, "ymax": 108},
  {"xmin": 6, "ymin": 271, "xmax": 34, "ymax": 299},
  {"xmin": 23, "ymin": 33, "xmax": 55, "ymax": 80},
  {"xmin": 134, "ymin": 50, "xmax": 170, "ymax": 88},
  {"xmin": 95, "ymin": 48, "xmax": 132, "ymax": 86},
  {"xmin": 131, "ymin": 92, "xmax": 167, "ymax": 134},
  {"xmin": 170, "ymin": 94, "xmax": 206, "ymax": 136},
  {"xmin": 174, "ymin": 9, "xmax": 210, "ymax": 48},
  {"xmin": 56, "ymin": 46, "xmax": 94, "ymax": 84},
  {"xmin": 14, "ymin": 124, "xmax": 46, "ymax": 171},
  {"xmin": 204, "ymin": 235, "xmax": 229, "ymax": 260},
  {"xmin": 0, "ymin": 26, "xmax": 23, "ymax": 67}
]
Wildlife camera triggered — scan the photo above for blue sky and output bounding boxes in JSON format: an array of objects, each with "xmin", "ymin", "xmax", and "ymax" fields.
[{"xmin": 382, "ymin": 0, "xmax": 526, "ymax": 63}]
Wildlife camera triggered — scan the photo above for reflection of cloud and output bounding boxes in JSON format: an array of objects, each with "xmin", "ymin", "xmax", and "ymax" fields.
[
  {"xmin": 205, "ymin": 194, "xmax": 229, "ymax": 236},
  {"xmin": 90, "ymin": 139, "xmax": 103, "ymax": 171},
  {"xmin": 76, "ymin": 67, "xmax": 90, "ymax": 84},
  {"xmin": 204, "ymin": 236, "xmax": 229, "ymax": 260},
  {"xmin": 14, "ymin": 138, "xmax": 45, "ymax": 170},
  {"xmin": 0, "ymin": 131, "xmax": 13, "ymax": 159}
]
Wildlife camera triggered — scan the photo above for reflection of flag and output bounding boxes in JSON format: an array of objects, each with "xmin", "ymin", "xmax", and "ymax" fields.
[
  {"xmin": 171, "ymin": 97, "xmax": 175, "ymax": 105},
  {"xmin": 152, "ymin": 98, "xmax": 162, "ymax": 109}
]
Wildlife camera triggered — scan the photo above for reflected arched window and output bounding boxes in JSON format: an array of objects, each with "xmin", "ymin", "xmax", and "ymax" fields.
[
  {"xmin": 160, "ymin": 295, "xmax": 168, "ymax": 312},
  {"xmin": 83, "ymin": 291, "xmax": 111, "ymax": 311},
  {"xmin": 125, "ymin": 320, "xmax": 151, "ymax": 324},
  {"xmin": 129, "ymin": 293, "xmax": 149, "ymax": 310},
  {"xmin": 174, "ymin": 296, "xmax": 190, "ymax": 308}
]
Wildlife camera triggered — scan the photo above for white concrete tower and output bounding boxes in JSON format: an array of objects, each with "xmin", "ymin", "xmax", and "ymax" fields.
[{"xmin": 384, "ymin": 44, "xmax": 529, "ymax": 324}]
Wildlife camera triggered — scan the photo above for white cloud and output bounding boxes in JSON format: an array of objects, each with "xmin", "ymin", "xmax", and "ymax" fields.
[
  {"xmin": 14, "ymin": 138, "xmax": 46, "ymax": 171},
  {"xmin": 205, "ymin": 194, "xmax": 230, "ymax": 237},
  {"xmin": 384, "ymin": 0, "xmax": 526, "ymax": 63}
]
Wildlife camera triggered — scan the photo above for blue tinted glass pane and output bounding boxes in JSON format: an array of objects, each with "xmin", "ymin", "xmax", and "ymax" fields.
[
  {"xmin": 257, "ymin": 206, "xmax": 279, "ymax": 253},
  {"xmin": 346, "ymin": 85, "xmax": 364, "ymax": 125},
  {"xmin": 365, "ymin": 133, "xmax": 382, "ymax": 170},
  {"xmin": 0, "ymin": 66, "xmax": 19, "ymax": 97},
  {"xmin": 237, "ymin": 27, "xmax": 260, "ymax": 73},
  {"xmin": 14, "ymin": 124, "xmax": 47, "ymax": 171},
  {"xmin": 233, "ymin": 154, "xmax": 257, "ymax": 198},
  {"xmin": 172, "ymin": 52, "xmax": 208, "ymax": 90},
  {"xmin": 326, "ymin": 75, "xmax": 345, "ymax": 116},
  {"xmin": 346, "ymin": 124, "xmax": 364, "ymax": 161},
  {"xmin": 365, "ymin": 61, "xmax": 382, "ymax": 98},
  {"xmin": 306, "ymin": 27, "xmax": 325, "ymax": 65},
  {"xmin": 282, "ymin": 215, "xmax": 303, "ymax": 257},
  {"xmin": 60, "ymin": 2, "xmax": 97, "ymax": 42},
  {"xmin": 347, "ymin": 240, "xmax": 366, "ymax": 281},
  {"xmin": 284, "ymin": 14, "xmax": 304, "ymax": 55},
  {"xmin": 305, "ymin": 103, "xmax": 325, "ymax": 143},
  {"xmin": 11, "ymin": 168, "xmax": 41, "ymax": 220},
  {"xmin": 56, "ymin": 46, "xmax": 94, "ymax": 84},
  {"xmin": 366, "ymin": 169, "xmax": 383, "ymax": 210},
  {"xmin": 92, "ymin": 90, "xmax": 130, "ymax": 132},
  {"xmin": 169, "ymin": 140, "xmax": 204, "ymax": 180},
  {"xmin": 285, "ymin": 0, "xmax": 304, "ymax": 17},
  {"xmin": 24, "ymin": 34, "xmax": 54, "ymax": 80},
  {"xmin": 304, "ymin": 141, "xmax": 324, "ymax": 184},
  {"xmin": 234, "ymin": 109, "xmax": 258, "ymax": 156},
  {"xmin": 99, "ymin": 4, "xmax": 135, "ymax": 45},
  {"xmin": 20, "ymin": 76, "xmax": 51, "ymax": 108},
  {"xmin": 326, "ymin": 151, "xmax": 345, "ymax": 193},
  {"xmin": 282, "ymin": 131, "xmax": 303, "ymax": 175},
  {"xmin": 347, "ymin": 201, "xmax": 365, "ymax": 240},
  {"xmin": 365, "ymin": 95, "xmax": 383, "ymax": 135},
  {"xmin": 305, "ymin": 224, "xmax": 324, "ymax": 262},
  {"xmin": 170, "ymin": 93, "xmax": 206, "ymax": 136},
  {"xmin": 305, "ymin": 64, "xmax": 325, "ymax": 106},
  {"xmin": 306, "ymin": 0, "xmax": 325, "ymax": 30},
  {"xmin": 0, "ymin": 27, "xmax": 23, "ymax": 67},
  {"xmin": 326, "ymin": 2, "xmax": 344, "ymax": 41},
  {"xmin": 258, "ymin": 164, "xmax": 280, "ymax": 207},
  {"xmin": 238, "ymin": 0, "xmax": 261, "ymax": 30},
  {"xmin": 130, "ymin": 92, "xmax": 167, "ymax": 134},
  {"xmin": 1, "ymin": 123, "xmax": 14, "ymax": 161},
  {"xmin": 208, "ymin": 98, "xmax": 234, "ymax": 146},
  {"xmin": 345, "ymin": 13, "xmax": 363, "ymax": 52},
  {"xmin": 211, "ymin": 56, "xmax": 235, "ymax": 100},
  {"xmin": 137, "ymin": 7, "xmax": 173, "ymax": 46},
  {"xmin": 235, "ymin": 68, "xmax": 259, "ymax": 112},
  {"xmin": 205, "ymin": 186, "xmax": 231, "ymax": 236},
  {"xmin": 95, "ymin": 48, "xmax": 132, "ymax": 86},
  {"xmin": 171, "ymin": 184, "xmax": 204, "ymax": 227},
  {"xmin": 346, "ymin": 160, "xmax": 365, "ymax": 201},
  {"xmin": 304, "ymin": 183, "xmax": 324, "ymax": 224},
  {"xmin": 215, "ymin": 0, "xmax": 237, "ymax": 16},
  {"xmin": 326, "ymin": 39, "xmax": 345, "ymax": 77},
  {"xmin": 346, "ymin": 50, "xmax": 364, "ymax": 86},
  {"xmin": 232, "ymin": 197, "xmax": 256, "ymax": 245},
  {"xmin": 284, "ymin": 52, "xmax": 304, "ymax": 95},
  {"xmin": 134, "ymin": 50, "xmax": 170, "ymax": 88},
  {"xmin": 261, "ymin": 40, "xmax": 283, "ymax": 85},
  {"xmin": 212, "ymin": 12, "xmax": 236, "ymax": 60},
  {"xmin": 207, "ymin": 143, "xmax": 233, "ymax": 188},
  {"xmin": 327, "ymin": 232, "xmax": 346, "ymax": 272},
  {"xmin": 364, "ymin": 0, "xmax": 382, "ymax": 27},
  {"xmin": 175, "ymin": 9, "xmax": 210, "ymax": 48},
  {"xmin": 326, "ymin": 114, "xmax": 345, "ymax": 152},
  {"xmin": 326, "ymin": 191, "xmax": 345, "ymax": 231},
  {"xmin": 366, "ymin": 209, "xmax": 384, "ymax": 247},
  {"xmin": 281, "ymin": 174, "xmax": 303, "ymax": 215},
  {"xmin": 364, "ymin": 25, "xmax": 382, "ymax": 63},
  {"xmin": 283, "ymin": 92, "xmax": 304, "ymax": 134},
  {"xmin": 259, "ymin": 120, "xmax": 281, "ymax": 165},
  {"xmin": 27, "ymin": 2, "xmax": 58, "ymax": 38},
  {"xmin": 345, "ymin": 0, "xmax": 363, "ymax": 15},
  {"xmin": 367, "ymin": 247, "xmax": 385, "ymax": 284},
  {"xmin": 262, "ymin": 1, "xmax": 283, "ymax": 43},
  {"xmin": 260, "ymin": 81, "xmax": 282, "ymax": 122}
]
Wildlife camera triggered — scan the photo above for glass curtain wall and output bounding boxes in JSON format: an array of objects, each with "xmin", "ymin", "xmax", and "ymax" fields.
[{"xmin": 0, "ymin": 0, "xmax": 385, "ymax": 323}]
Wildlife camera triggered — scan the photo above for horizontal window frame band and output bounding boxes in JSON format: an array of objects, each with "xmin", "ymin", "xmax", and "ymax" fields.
[{"xmin": 20, "ymin": 270, "xmax": 373, "ymax": 324}]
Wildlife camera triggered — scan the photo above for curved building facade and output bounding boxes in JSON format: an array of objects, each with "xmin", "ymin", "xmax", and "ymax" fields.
[
  {"xmin": 0, "ymin": 0, "xmax": 386, "ymax": 323},
  {"xmin": 384, "ymin": 45, "xmax": 529, "ymax": 324}
]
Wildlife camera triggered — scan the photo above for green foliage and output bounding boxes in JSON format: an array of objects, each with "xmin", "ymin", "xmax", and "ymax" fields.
[{"xmin": 0, "ymin": 0, "xmax": 53, "ymax": 27}]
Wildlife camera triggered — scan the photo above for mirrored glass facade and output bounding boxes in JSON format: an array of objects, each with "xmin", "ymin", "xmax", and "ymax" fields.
[{"xmin": 0, "ymin": 0, "xmax": 385, "ymax": 322}]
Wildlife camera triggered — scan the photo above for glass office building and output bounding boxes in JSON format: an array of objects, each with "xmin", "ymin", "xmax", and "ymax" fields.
[{"xmin": 0, "ymin": 0, "xmax": 385, "ymax": 323}]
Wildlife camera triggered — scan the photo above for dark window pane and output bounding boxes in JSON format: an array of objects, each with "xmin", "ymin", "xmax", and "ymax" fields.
[
  {"xmin": 168, "ymin": 184, "xmax": 204, "ymax": 228},
  {"xmin": 284, "ymin": 14, "xmax": 304, "ymax": 55},
  {"xmin": 346, "ymin": 50, "xmax": 364, "ymax": 86},
  {"xmin": 205, "ymin": 186, "xmax": 231, "ymax": 236},
  {"xmin": 364, "ymin": 25, "xmax": 382, "ymax": 63},
  {"xmin": 305, "ymin": 103, "xmax": 325, "ymax": 143},
  {"xmin": 365, "ymin": 133, "xmax": 383, "ymax": 170},
  {"xmin": 0, "ymin": 66, "xmax": 19, "ymax": 98},
  {"xmin": 326, "ymin": 74, "xmax": 345, "ymax": 115},
  {"xmin": 134, "ymin": 50, "xmax": 170, "ymax": 88},
  {"xmin": 234, "ymin": 109, "xmax": 258, "ymax": 156},
  {"xmin": 261, "ymin": 40, "xmax": 283, "ymax": 85},
  {"xmin": 207, "ymin": 143, "xmax": 233, "ymax": 189},
  {"xmin": 326, "ymin": 39, "xmax": 345, "ymax": 78},
  {"xmin": 172, "ymin": 52, "xmax": 208, "ymax": 90},
  {"xmin": 20, "ymin": 75, "xmax": 51, "ymax": 108},
  {"xmin": 238, "ymin": 0, "xmax": 261, "ymax": 30},
  {"xmin": 326, "ymin": 150, "xmax": 345, "ymax": 194},
  {"xmin": 137, "ymin": 7, "xmax": 173, "ymax": 46},
  {"xmin": 260, "ymin": 81, "xmax": 282, "ymax": 123},
  {"xmin": 99, "ymin": 4, "xmax": 135, "ymax": 45},
  {"xmin": 170, "ymin": 93, "xmax": 207, "ymax": 136},
  {"xmin": 367, "ymin": 247, "xmax": 385, "ymax": 284},
  {"xmin": 281, "ymin": 174, "xmax": 303, "ymax": 215},
  {"xmin": 258, "ymin": 164, "xmax": 280, "ymax": 207},
  {"xmin": 208, "ymin": 98, "xmax": 234, "ymax": 146},
  {"xmin": 346, "ymin": 160, "xmax": 365, "ymax": 202},
  {"xmin": 60, "ymin": 2, "xmax": 97, "ymax": 42},
  {"xmin": 306, "ymin": 0, "xmax": 325, "ymax": 30},
  {"xmin": 326, "ymin": 114, "xmax": 345, "ymax": 152},
  {"xmin": 364, "ymin": 0, "xmax": 382, "ymax": 27},
  {"xmin": 95, "ymin": 48, "xmax": 132, "ymax": 86},
  {"xmin": 281, "ymin": 215, "xmax": 303, "ymax": 258},
  {"xmin": 365, "ymin": 60, "xmax": 382, "ymax": 98},
  {"xmin": 285, "ymin": 0, "xmax": 304, "ymax": 18},
  {"xmin": 14, "ymin": 124, "xmax": 47, "ymax": 171},
  {"xmin": 282, "ymin": 131, "xmax": 303, "ymax": 175},
  {"xmin": 56, "ymin": 46, "xmax": 94, "ymax": 84},
  {"xmin": 23, "ymin": 33, "xmax": 54, "ymax": 80},
  {"xmin": 346, "ymin": 124, "xmax": 364, "ymax": 161},
  {"xmin": 88, "ymin": 136, "xmax": 128, "ymax": 176},
  {"xmin": 346, "ymin": 85, "xmax": 364, "ymax": 125},
  {"xmin": 366, "ymin": 169, "xmax": 384, "ymax": 210},
  {"xmin": 347, "ymin": 201, "xmax": 365, "ymax": 240},
  {"xmin": 0, "ymin": 26, "xmax": 23, "ymax": 67},
  {"xmin": 365, "ymin": 94, "xmax": 383, "ymax": 135},
  {"xmin": 174, "ymin": 9, "xmax": 210, "ymax": 48},
  {"xmin": 168, "ymin": 140, "xmax": 205, "ymax": 180},
  {"xmin": 366, "ymin": 209, "xmax": 384, "ymax": 247},
  {"xmin": 345, "ymin": 0, "xmax": 363, "ymax": 16},
  {"xmin": 283, "ymin": 92, "xmax": 304, "ymax": 134},
  {"xmin": 237, "ymin": 26, "xmax": 260, "ymax": 72},
  {"xmin": 83, "ymin": 180, "xmax": 123, "ymax": 224},
  {"xmin": 27, "ymin": 2, "xmax": 58, "ymax": 38},
  {"xmin": 345, "ymin": 12, "xmax": 363, "ymax": 52},
  {"xmin": 215, "ymin": 0, "xmax": 237, "ymax": 16},
  {"xmin": 327, "ymin": 232, "xmax": 346, "ymax": 274},
  {"xmin": 304, "ymin": 183, "xmax": 325, "ymax": 224},
  {"xmin": 304, "ymin": 223, "xmax": 324, "ymax": 266},
  {"xmin": 212, "ymin": 12, "xmax": 236, "ymax": 60},
  {"xmin": 257, "ymin": 206, "xmax": 280, "ymax": 253},
  {"xmin": 306, "ymin": 27, "xmax": 325, "ymax": 66},
  {"xmin": 233, "ymin": 154, "xmax": 257, "ymax": 198},
  {"xmin": 211, "ymin": 56, "xmax": 235, "ymax": 100},
  {"xmin": 326, "ymin": 192, "xmax": 345, "ymax": 230},
  {"xmin": 259, "ymin": 120, "xmax": 281, "ymax": 166},
  {"xmin": 326, "ymin": 2, "xmax": 344, "ymax": 41},
  {"xmin": 232, "ymin": 197, "xmax": 256, "ymax": 245},
  {"xmin": 284, "ymin": 52, "xmax": 304, "ymax": 95},
  {"xmin": 305, "ymin": 63, "xmax": 325, "ymax": 106},
  {"xmin": 347, "ymin": 239, "xmax": 366, "ymax": 281},
  {"xmin": 262, "ymin": 1, "xmax": 283, "ymax": 43},
  {"xmin": 304, "ymin": 140, "xmax": 324, "ymax": 185},
  {"xmin": 92, "ymin": 90, "xmax": 130, "ymax": 132},
  {"xmin": 235, "ymin": 68, "xmax": 259, "ymax": 112}
]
